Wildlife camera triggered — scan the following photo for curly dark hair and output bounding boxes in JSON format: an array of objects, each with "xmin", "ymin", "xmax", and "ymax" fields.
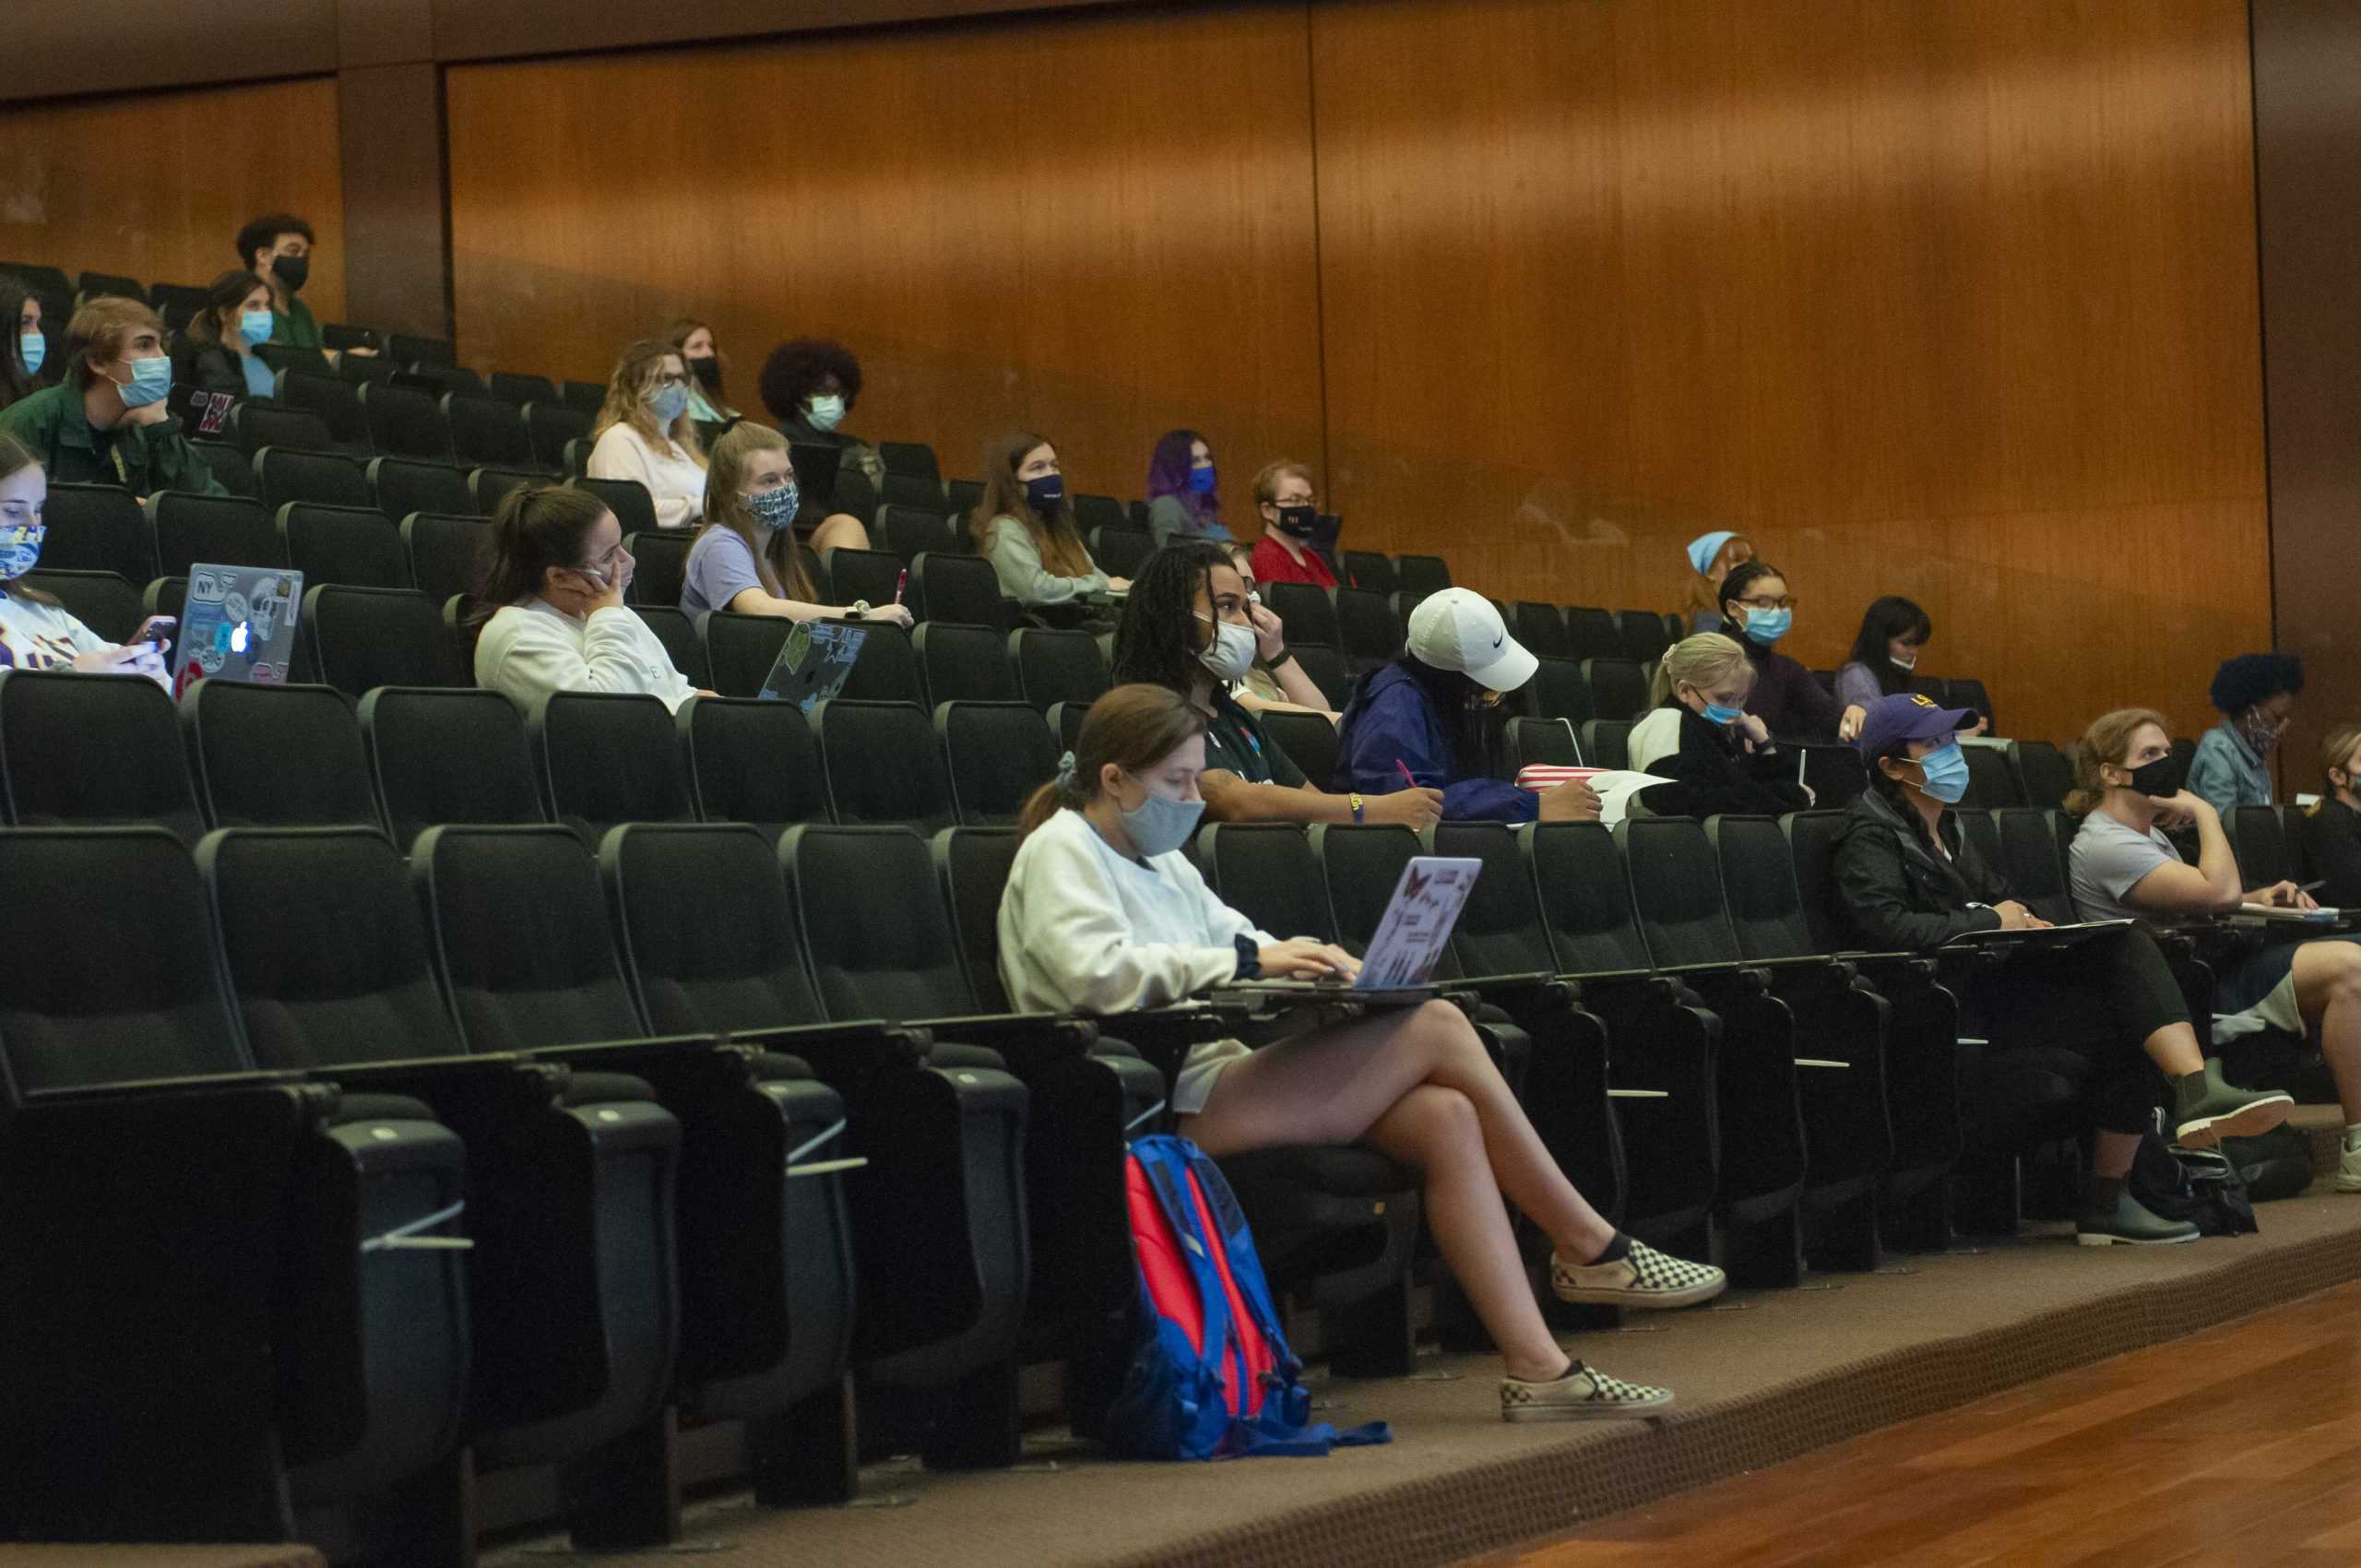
[
  {"xmin": 234, "ymin": 213, "xmax": 314, "ymax": 267},
  {"xmin": 1110, "ymin": 541, "xmax": 1231, "ymax": 695},
  {"xmin": 2209, "ymin": 652, "xmax": 2304, "ymax": 717},
  {"xmin": 757, "ymin": 338, "xmax": 863, "ymax": 422}
]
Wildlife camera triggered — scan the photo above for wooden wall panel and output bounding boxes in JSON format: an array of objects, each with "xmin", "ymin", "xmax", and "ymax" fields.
[
  {"xmin": 445, "ymin": 7, "xmax": 1324, "ymax": 517},
  {"xmin": 1310, "ymin": 0, "xmax": 2268, "ymax": 746},
  {"xmin": 2254, "ymin": 0, "xmax": 2361, "ymax": 798},
  {"xmin": 0, "ymin": 78, "xmax": 348, "ymax": 322}
]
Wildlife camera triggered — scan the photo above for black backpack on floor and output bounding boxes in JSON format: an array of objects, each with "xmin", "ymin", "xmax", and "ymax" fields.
[
  {"xmin": 2130, "ymin": 1133, "xmax": 2258, "ymax": 1235},
  {"xmin": 2220, "ymin": 1124, "xmax": 2314, "ymax": 1203}
]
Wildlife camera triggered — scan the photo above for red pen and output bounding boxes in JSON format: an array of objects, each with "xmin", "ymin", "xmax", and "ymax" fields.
[
  {"xmin": 1394, "ymin": 758, "xmax": 1418, "ymax": 790},
  {"xmin": 894, "ymin": 569, "xmax": 908, "ymax": 605}
]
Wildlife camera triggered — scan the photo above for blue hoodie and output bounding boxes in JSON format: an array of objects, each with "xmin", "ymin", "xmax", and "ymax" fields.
[{"xmin": 1331, "ymin": 662, "xmax": 1537, "ymax": 823}]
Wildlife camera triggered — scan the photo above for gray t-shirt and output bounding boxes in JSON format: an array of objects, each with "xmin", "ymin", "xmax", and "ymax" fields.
[
  {"xmin": 682, "ymin": 526, "xmax": 766, "ymax": 620},
  {"xmin": 2070, "ymin": 811, "xmax": 2181, "ymax": 922}
]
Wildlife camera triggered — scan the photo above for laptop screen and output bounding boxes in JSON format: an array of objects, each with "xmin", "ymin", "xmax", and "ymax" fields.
[
  {"xmin": 1357, "ymin": 856, "xmax": 1482, "ymax": 990},
  {"xmin": 760, "ymin": 619, "xmax": 868, "ymax": 713}
]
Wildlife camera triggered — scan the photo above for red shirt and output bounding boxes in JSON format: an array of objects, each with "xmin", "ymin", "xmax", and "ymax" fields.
[{"xmin": 1251, "ymin": 533, "xmax": 1337, "ymax": 589}]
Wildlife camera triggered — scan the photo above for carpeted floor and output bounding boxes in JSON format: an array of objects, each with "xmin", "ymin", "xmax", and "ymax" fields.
[{"xmin": 481, "ymin": 1143, "xmax": 2361, "ymax": 1568}]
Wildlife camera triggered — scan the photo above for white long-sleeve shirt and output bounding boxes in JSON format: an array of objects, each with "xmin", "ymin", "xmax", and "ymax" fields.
[
  {"xmin": 587, "ymin": 422, "xmax": 707, "ymax": 530},
  {"xmin": 474, "ymin": 598, "xmax": 696, "ymax": 714},
  {"xmin": 0, "ymin": 589, "xmax": 110, "ymax": 671},
  {"xmin": 999, "ymin": 806, "xmax": 1270, "ymax": 1112}
]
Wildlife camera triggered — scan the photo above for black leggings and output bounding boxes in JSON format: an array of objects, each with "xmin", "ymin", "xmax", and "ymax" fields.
[{"xmin": 1964, "ymin": 925, "xmax": 2188, "ymax": 1135}]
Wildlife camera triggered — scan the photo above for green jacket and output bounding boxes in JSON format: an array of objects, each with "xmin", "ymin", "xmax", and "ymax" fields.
[
  {"xmin": 0, "ymin": 376, "xmax": 229, "ymax": 497},
  {"xmin": 271, "ymin": 296, "xmax": 321, "ymax": 350}
]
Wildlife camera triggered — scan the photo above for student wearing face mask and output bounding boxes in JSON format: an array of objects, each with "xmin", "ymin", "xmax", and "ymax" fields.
[
  {"xmin": 1001, "ymin": 683, "xmax": 1720, "ymax": 1420},
  {"xmin": 1334, "ymin": 588, "xmax": 1600, "ymax": 825},
  {"xmin": 173, "ymin": 271, "xmax": 280, "ymax": 401},
  {"xmin": 1144, "ymin": 429, "xmax": 1230, "ymax": 547},
  {"xmin": 470, "ymin": 485, "xmax": 699, "ymax": 713},
  {"xmin": 665, "ymin": 317, "xmax": 740, "ymax": 432},
  {"xmin": 2, "ymin": 275, "xmax": 45, "ymax": 414},
  {"xmin": 1623, "ymin": 633, "xmax": 1812, "ymax": 816},
  {"xmin": 0, "ymin": 297, "xmax": 228, "ymax": 497},
  {"xmin": 1109, "ymin": 541, "xmax": 1438, "ymax": 827},
  {"xmin": 0, "ymin": 435, "xmax": 171, "ymax": 684},
  {"xmin": 2187, "ymin": 653, "xmax": 2303, "ymax": 816},
  {"xmin": 235, "ymin": 213, "xmax": 325, "ymax": 351},
  {"xmin": 1837, "ymin": 695, "xmax": 2291, "ymax": 1244},
  {"xmin": 1247, "ymin": 459, "xmax": 1336, "ymax": 589},
  {"xmin": 1715, "ymin": 560, "xmax": 1863, "ymax": 743},
  {"xmin": 1217, "ymin": 541, "xmax": 1335, "ymax": 719},
  {"xmin": 587, "ymin": 339, "xmax": 708, "ymax": 530},
  {"xmin": 681, "ymin": 422, "xmax": 911, "ymax": 625},
  {"xmin": 756, "ymin": 336, "xmax": 884, "ymax": 491},
  {"xmin": 968, "ymin": 431, "xmax": 1128, "ymax": 627},
  {"xmin": 1681, "ymin": 530, "xmax": 1751, "ymax": 634},
  {"xmin": 2067, "ymin": 706, "xmax": 2361, "ymax": 1189},
  {"xmin": 2302, "ymin": 722, "xmax": 2361, "ymax": 910}
]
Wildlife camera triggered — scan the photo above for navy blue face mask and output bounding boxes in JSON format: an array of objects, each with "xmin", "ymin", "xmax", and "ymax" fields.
[{"xmin": 1025, "ymin": 473, "xmax": 1065, "ymax": 514}]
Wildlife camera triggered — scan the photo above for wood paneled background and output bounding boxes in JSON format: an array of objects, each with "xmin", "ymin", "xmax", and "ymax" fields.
[
  {"xmin": 3, "ymin": 0, "xmax": 2277, "ymax": 747},
  {"xmin": 0, "ymin": 77, "xmax": 348, "ymax": 326}
]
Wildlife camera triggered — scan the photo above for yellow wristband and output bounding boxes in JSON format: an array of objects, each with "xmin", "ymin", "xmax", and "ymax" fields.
[{"xmin": 1350, "ymin": 792, "xmax": 1365, "ymax": 825}]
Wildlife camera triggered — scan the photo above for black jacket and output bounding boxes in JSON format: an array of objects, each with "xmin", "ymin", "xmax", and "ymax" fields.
[
  {"xmin": 2305, "ymin": 799, "xmax": 2361, "ymax": 909},
  {"xmin": 1831, "ymin": 786, "xmax": 2010, "ymax": 952},
  {"xmin": 1635, "ymin": 704, "xmax": 1813, "ymax": 819}
]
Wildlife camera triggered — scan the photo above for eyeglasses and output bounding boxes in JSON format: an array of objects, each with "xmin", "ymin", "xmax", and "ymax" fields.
[
  {"xmin": 1266, "ymin": 494, "xmax": 1318, "ymax": 508},
  {"xmin": 1736, "ymin": 595, "xmax": 1797, "ymax": 611}
]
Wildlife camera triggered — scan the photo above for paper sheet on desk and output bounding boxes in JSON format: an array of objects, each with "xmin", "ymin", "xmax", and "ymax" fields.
[{"xmin": 1514, "ymin": 766, "xmax": 1676, "ymax": 827}]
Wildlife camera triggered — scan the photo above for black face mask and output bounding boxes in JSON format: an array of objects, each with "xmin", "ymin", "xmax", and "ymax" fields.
[
  {"xmin": 2128, "ymin": 753, "xmax": 2187, "ymax": 799},
  {"xmin": 270, "ymin": 254, "xmax": 309, "ymax": 292},
  {"xmin": 687, "ymin": 355, "xmax": 721, "ymax": 388},
  {"xmin": 1274, "ymin": 504, "xmax": 1316, "ymax": 538}
]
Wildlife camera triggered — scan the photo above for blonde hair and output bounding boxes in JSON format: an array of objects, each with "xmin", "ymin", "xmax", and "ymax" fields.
[
  {"xmin": 1649, "ymin": 632, "xmax": 1753, "ymax": 707},
  {"xmin": 2061, "ymin": 707, "xmax": 2171, "ymax": 816},
  {"xmin": 66, "ymin": 295, "xmax": 164, "ymax": 380},
  {"xmin": 595, "ymin": 339, "xmax": 705, "ymax": 466},
  {"xmin": 2310, "ymin": 720, "xmax": 2361, "ymax": 815},
  {"xmin": 1252, "ymin": 459, "xmax": 1316, "ymax": 509},
  {"xmin": 700, "ymin": 423, "xmax": 817, "ymax": 604}
]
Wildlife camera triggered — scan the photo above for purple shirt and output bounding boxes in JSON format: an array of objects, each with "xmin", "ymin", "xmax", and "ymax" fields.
[
  {"xmin": 1742, "ymin": 639, "xmax": 1845, "ymax": 741},
  {"xmin": 682, "ymin": 526, "xmax": 766, "ymax": 620}
]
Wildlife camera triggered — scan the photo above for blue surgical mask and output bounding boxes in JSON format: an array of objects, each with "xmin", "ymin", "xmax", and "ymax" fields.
[
  {"xmin": 1187, "ymin": 465, "xmax": 1217, "ymax": 496},
  {"xmin": 18, "ymin": 332, "xmax": 43, "ymax": 376},
  {"xmin": 1120, "ymin": 781, "xmax": 1205, "ymax": 859},
  {"xmin": 648, "ymin": 383, "xmax": 688, "ymax": 425},
  {"xmin": 117, "ymin": 354, "xmax": 172, "ymax": 409},
  {"xmin": 1915, "ymin": 742, "xmax": 1969, "ymax": 804},
  {"xmin": 1702, "ymin": 700, "xmax": 1745, "ymax": 726},
  {"xmin": 0, "ymin": 522, "xmax": 43, "ymax": 581},
  {"xmin": 805, "ymin": 394, "xmax": 846, "ymax": 432},
  {"xmin": 1025, "ymin": 473, "xmax": 1065, "ymax": 515},
  {"xmin": 745, "ymin": 481, "xmax": 799, "ymax": 533},
  {"xmin": 1741, "ymin": 606, "xmax": 1792, "ymax": 646},
  {"xmin": 238, "ymin": 309, "xmax": 274, "ymax": 346}
]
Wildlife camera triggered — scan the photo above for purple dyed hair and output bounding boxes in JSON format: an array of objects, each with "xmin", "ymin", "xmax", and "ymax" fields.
[{"xmin": 1145, "ymin": 427, "xmax": 1220, "ymax": 531}]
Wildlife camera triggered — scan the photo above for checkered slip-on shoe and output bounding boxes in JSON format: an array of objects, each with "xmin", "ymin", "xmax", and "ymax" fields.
[
  {"xmin": 1550, "ymin": 1239, "xmax": 1726, "ymax": 1309},
  {"xmin": 1501, "ymin": 1360, "xmax": 1673, "ymax": 1422}
]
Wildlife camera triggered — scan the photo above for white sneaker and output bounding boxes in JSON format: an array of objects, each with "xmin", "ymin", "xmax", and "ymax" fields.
[
  {"xmin": 2338, "ymin": 1134, "xmax": 2361, "ymax": 1194},
  {"xmin": 1551, "ymin": 1239, "xmax": 1726, "ymax": 1310},
  {"xmin": 1501, "ymin": 1361, "xmax": 1673, "ymax": 1422}
]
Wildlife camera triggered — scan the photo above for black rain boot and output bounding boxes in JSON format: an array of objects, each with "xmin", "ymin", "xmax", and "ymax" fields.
[{"xmin": 2075, "ymin": 1174, "xmax": 2200, "ymax": 1247}]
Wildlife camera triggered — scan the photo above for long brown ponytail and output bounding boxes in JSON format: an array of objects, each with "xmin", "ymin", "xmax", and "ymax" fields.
[{"xmin": 1017, "ymin": 683, "xmax": 1208, "ymax": 838}]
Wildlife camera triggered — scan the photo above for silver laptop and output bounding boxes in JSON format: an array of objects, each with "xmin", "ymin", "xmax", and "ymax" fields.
[
  {"xmin": 759, "ymin": 619, "xmax": 868, "ymax": 713},
  {"xmin": 1233, "ymin": 855, "xmax": 1483, "ymax": 1005},
  {"xmin": 170, "ymin": 564, "xmax": 303, "ymax": 698}
]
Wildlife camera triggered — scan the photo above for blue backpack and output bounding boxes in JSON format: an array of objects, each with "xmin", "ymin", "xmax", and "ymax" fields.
[{"xmin": 1103, "ymin": 1135, "xmax": 1391, "ymax": 1460}]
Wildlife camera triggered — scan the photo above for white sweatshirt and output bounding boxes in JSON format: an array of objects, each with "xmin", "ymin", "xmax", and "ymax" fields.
[
  {"xmin": 474, "ymin": 598, "xmax": 696, "ymax": 714},
  {"xmin": 0, "ymin": 589, "xmax": 110, "ymax": 671},
  {"xmin": 587, "ymin": 422, "xmax": 707, "ymax": 530},
  {"xmin": 999, "ymin": 806, "xmax": 1272, "ymax": 1113}
]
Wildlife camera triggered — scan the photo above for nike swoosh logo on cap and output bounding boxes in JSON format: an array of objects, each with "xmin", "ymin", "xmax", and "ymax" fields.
[{"xmin": 1492, "ymin": 635, "xmax": 1504, "ymax": 649}]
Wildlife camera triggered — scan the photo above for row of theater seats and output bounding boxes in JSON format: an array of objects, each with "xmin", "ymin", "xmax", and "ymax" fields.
[{"xmin": 1, "ymin": 772, "xmax": 2105, "ymax": 1558}]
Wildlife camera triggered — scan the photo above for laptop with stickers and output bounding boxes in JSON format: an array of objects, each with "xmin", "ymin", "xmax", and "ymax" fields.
[
  {"xmin": 759, "ymin": 618, "xmax": 868, "ymax": 713},
  {"xmin": 170, "ymin": 564, "xmax": 303, "ymax": 698},
  {"xmin": 1228, "ymin": 854, "xmax": 1482, "ymax": 1006}
]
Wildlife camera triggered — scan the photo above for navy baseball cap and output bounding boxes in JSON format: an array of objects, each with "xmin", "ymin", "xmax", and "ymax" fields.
[{"xmin": 1855, "ymin": 692, "xmax": 1975, "ymax": 758}]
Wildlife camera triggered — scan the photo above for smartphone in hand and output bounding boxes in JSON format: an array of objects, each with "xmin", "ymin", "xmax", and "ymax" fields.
[{"xmin": 130, "ymin": 615, "xmax": 176, "ymax": 650}]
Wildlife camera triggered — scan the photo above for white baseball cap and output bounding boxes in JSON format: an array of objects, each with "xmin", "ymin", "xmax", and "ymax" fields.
[{"xmin": 1406, "ymin": 588, "xmax": 1537, "ymax": 694}]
